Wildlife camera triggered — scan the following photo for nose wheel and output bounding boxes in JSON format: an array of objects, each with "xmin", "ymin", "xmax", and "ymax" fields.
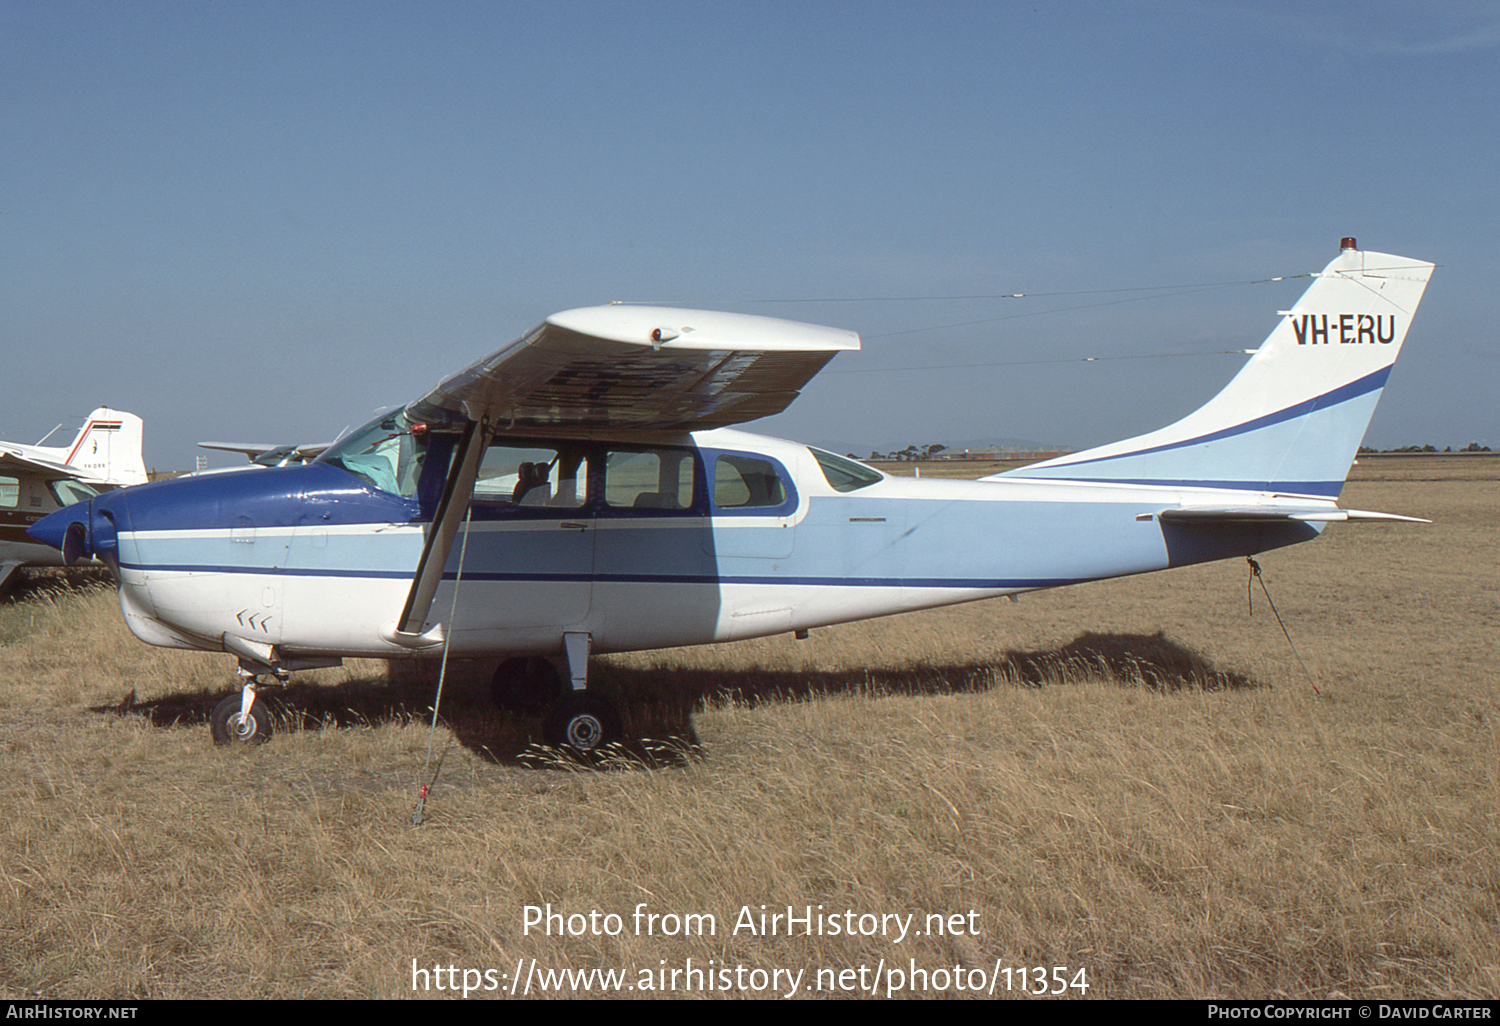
[
  {"xmin": 210, "ymin": 693, "xmax": 273, "ymax": 745},
  {"xmin": 209, "ymin": 664, "xmax": 283, "ymax": 746}
]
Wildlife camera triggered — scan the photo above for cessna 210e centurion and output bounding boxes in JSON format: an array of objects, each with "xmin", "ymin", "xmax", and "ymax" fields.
[{"xmin": 30, "ymin": 240, "xmax": 1433, "ymax": 752}]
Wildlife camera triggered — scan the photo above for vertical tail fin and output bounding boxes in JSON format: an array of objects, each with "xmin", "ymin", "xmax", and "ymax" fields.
[
  {"xmin": 997, "ymin": 241, "xmax": 1434, "ymax": 497},
  {"xmin": 61, "ymin": 408, "xmax": 148, "ymax": 487}
]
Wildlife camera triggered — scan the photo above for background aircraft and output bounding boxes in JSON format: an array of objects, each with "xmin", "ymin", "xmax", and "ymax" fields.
[
  {"xmin": 196, "ymin": 441, "xmax": 331, "ymax": 468},
  {"xmin": 30, "ymin": 242, "xmax": 1433, "ymax": 753},
  {"xmin": 1, "ymin": 408, "xmax": 147, "ymax": 593}
]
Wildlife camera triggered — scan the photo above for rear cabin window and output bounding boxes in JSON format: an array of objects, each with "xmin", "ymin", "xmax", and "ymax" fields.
[
  {"xmin": 0, "ymin": 476, "xmax": 17, "ymax": 509},
  {"xmin": 714, "ymin": 455, "xmax": 787, "ymax": 509}
]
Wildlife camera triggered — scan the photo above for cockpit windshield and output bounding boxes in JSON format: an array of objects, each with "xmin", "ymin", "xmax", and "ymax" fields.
[
  {"xmin": 49, "ymin": 478, "xmax": 101, "ymax": 506},
  {"xmin": 316, "ymin": 409, "xmax": 428, "ymax": 497}
]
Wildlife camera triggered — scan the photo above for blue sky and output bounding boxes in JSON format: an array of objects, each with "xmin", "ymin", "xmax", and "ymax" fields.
[{"xmin": 4, "ymin": 1, "xmax": 1496, "ymax": 470}]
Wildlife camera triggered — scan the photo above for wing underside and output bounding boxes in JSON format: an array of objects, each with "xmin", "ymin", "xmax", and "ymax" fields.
[
  {"xmin": 406, "ymin": 305, "xmax": 860, "ymax": 431},
  {"xmin": 0, "ymin": 449, "xmax": 101, "ymax": 483}
]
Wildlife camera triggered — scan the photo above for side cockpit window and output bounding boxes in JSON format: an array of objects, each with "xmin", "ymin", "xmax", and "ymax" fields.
[{"xmin": 474, "ymin": 444, "xmax": 589, "ymax": 509}]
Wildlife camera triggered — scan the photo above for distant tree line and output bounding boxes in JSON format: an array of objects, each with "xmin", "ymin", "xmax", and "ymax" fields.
[
  {"xmin": 864, "ymin": 444, "xmax": 949, "ymax": 461},
  {"xmin": 1358, "ymin": 443, "xmax": 1492, "ymax": 454}
]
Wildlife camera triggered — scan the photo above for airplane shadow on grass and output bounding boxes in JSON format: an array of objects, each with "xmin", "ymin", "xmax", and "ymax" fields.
[{"xmin": 89, "ymin": 631, "xmax": 1262, "ymax": 769}]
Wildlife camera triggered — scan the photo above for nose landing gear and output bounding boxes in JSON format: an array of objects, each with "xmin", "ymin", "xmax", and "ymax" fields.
[
  {"xmin": 209, "ymin": 660, "xmax": 291, "ymax": 746},
  {"xmin": 210, "ymin": 692, "xmax": 274, "ymax": 745}
]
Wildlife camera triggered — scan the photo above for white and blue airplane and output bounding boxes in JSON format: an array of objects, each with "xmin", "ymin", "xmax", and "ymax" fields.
[{"xmin": 29, "ymin": 240, "xmax": 1433, "ymax": 751}]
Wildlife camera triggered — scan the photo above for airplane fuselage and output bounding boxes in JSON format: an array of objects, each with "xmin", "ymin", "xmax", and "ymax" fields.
[
  {"xmin": 0, "ymin": 472, "xmax": 101, "ymax": 587},
  {"xmin": 74, "ymin": 426, "xmax": 1318, "ymax": 662}
]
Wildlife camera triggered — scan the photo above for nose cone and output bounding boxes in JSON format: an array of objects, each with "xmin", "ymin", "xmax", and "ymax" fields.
[
  {"xmin": 28, "ymin": 499, "xmax": 89, "ymax": 554},
  {"xmin": 28, "ymin": 490, "xmax": 123, "ymax": 568}
]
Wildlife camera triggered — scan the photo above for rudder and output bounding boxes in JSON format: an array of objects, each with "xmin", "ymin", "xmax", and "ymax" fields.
[{"xmin": 64, "ymin": 408, "xmax": 148, "ymax": 487}]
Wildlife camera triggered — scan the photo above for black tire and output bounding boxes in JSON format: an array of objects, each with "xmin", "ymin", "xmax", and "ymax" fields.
[
  {"xmin": 490, "ymin": 656, "xmax": 564, "ymax": 715},
  {"xmin": 210, "ymin": 694, "xmax": 273, "ymax": 746},
  {"xmin": 541, "ymin": 693, "xmax": 622, "ymax": 753}
]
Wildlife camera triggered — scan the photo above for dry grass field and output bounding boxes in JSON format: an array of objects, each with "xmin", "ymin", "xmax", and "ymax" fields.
[{"xmin": 1, "ymin": 455, "xmax": 1496, "ymax": 1000}]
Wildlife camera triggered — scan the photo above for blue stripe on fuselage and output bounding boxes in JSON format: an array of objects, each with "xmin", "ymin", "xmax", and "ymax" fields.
[{"xmin": 1037, "ymin": 366, "xmax": 1390, "ymax": 470}]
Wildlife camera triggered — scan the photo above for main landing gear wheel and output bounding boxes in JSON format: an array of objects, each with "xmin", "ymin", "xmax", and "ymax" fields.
[
  {"xmin": 541, "ymin": 693, "xmax": 622, "ymax": 754},
  {"xmin": 491, "ymin": 657, "xmax": 564, "ymax": 715},
  {"xmin": 210, "ymin": 694, "xmax": 273, "ymax": 746}
]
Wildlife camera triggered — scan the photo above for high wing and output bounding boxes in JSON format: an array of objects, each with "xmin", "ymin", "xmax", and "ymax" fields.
[
  {"xmin": 0, "ymin": 447, "xmax": 104, "ymax": 483},
  {"xmin": 405, "ymin": 305, "xmax": 860, "ymax": 432},
  {"xmin": 385, "ymin": 304, "xmax": 858, "ymax": 646}
]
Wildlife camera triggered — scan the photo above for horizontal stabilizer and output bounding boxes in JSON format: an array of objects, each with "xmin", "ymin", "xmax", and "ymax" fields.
[{"xmin": 1159, "ymin": 506, "xmax": 1428, "ymax": 524}]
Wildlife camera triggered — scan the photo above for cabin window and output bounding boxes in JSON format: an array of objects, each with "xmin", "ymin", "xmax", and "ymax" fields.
[
  {"xmin": 474, "ymin": 444, "xmax": 588, "ymax": 508},
  {"xmin": 0, "ymin": 476, "xmax": 17, "ymax": 509},
  {"xmin": 713, "ymin": 455, "xmax": 787, "ymax": 509},
  {"xmin": 810, "ymin": 448, "xmax": 882, "ymax": 493},
  {"xmin": 603, "ymin": 448, "xmax": 697, "ymax": 510}
]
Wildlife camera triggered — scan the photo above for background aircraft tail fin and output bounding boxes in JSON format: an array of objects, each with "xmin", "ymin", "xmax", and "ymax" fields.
[
  {"xmin": 62, "ymin": 408, "xmax": 148, "ymax": 487},
  {"xmin": 992, "ymin": 241, "xmax": 1434, "ymax": 498}
]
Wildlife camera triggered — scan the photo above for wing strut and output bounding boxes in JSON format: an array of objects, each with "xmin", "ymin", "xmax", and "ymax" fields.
[{"xmin": 389, "ymin": 417, "xmax": 490, "ymax": 646}]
